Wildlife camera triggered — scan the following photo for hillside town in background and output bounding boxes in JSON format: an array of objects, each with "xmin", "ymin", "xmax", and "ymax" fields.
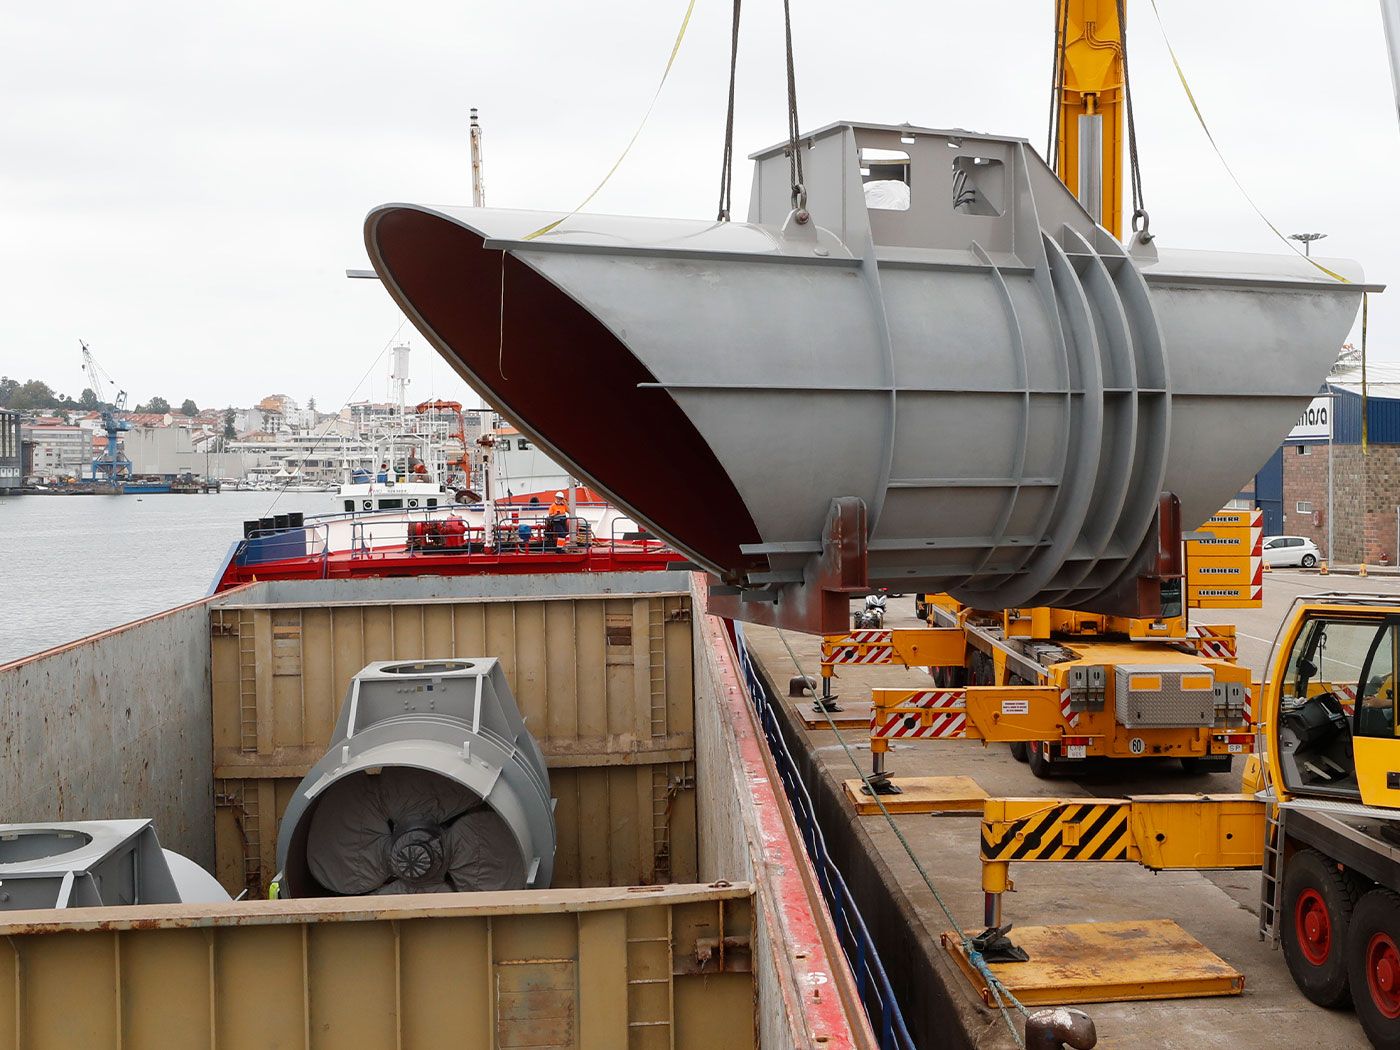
[{"xmin": 0, "ymin": 374, "xmax": 516, "ymax": 494}]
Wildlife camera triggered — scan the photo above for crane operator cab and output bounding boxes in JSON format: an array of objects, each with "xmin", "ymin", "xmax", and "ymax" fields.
[{"xmin": 1273, "ymin": 602, "xmax": 1400, "ymax": 810}]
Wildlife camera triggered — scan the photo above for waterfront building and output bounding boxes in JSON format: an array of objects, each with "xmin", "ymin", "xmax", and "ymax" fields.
[
  {"xmin": 20, "ymin": 423, "xmax": 87, "ymax": 480},
  {"xmin": 1246, "ymin": 363, "xmax": 1400, "ymax": 564},
  {"xmin": 0, "ymin": 411, "xmax": 20, "ymax": 493}
]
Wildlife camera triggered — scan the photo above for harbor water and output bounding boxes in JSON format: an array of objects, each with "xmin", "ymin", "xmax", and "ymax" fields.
[{"xmin": 0, "ymin": 491, "xmax": 329, "ymax": 664}]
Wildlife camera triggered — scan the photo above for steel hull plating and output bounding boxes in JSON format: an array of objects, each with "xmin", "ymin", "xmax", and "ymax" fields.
[{"xmin": 366, "ymin": 122, "xmax": 1368, "ymax": 615}]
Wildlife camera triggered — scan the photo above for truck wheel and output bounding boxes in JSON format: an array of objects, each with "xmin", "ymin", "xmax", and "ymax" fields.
[
  {"xmin": 1010, "ymin": 742, "xmax": 1029, "ymax": 762},
  {"xmin": 1180, "ymin": 755, "xmax": 1232, "ymax": 774},
  {"xmin": 1027, "ymin": 741, "xmax": 1056, "ymax": 779},
  {"xmin": 1282, "ymin": 849, "xmax": 1357, "ymax": 1007},
  {"xmin": 1349, "ymin": 889, "xmax": 1400, "ymax": 1047}
]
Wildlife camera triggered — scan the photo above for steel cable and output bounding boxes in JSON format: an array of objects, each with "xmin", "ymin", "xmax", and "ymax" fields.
[
  {"xmin": 1046, "ymin": 0, "xmax": 1070, "ymax": 172},
  {"xmin": 717, "ymin": 0, "xmax": 741, "ymax": 221},
  {"xmin": 1116, "ymin": 0, "xmax": 1151, "ymax": 239},
  {"xmin": 781, "ymin": 0, "xmax": 805, "ymax": 211},
  {"xmin": 770, "ymin": 625, "xmax": 1030, "ymax": 1048}
]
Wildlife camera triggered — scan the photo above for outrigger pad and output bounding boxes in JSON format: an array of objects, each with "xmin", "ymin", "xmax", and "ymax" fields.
[
  {"xmin": 970, "ymin": 924, "xmax": 1030, "ymax": 964},
  {"xmin": 842, "ymin": 775, "xmax": 988, "ymax": 814},
  {"xmin": 942, "ymin": 919, "xmax": 1244, "ymax": 1006},
  {"xmin": 860, "ymin": 773, "xmax": 903, "ymax": 797}
]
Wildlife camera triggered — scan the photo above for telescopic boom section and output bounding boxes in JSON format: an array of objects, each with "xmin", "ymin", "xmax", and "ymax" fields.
[{"xmin": 1053, "ymin": 0, "xmax": 1125, "ymax": 237}]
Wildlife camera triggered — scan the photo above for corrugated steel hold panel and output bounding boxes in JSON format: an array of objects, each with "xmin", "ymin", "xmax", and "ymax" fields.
[
  {"xmin": 0, "ymin": 884, "xmax": 754, "ymax": 1050},
  {"xmin": 210, "ymin": 592, "xmax": 697, "ymax": 898}
]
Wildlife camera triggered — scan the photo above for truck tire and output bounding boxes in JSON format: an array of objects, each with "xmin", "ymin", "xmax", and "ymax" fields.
[
  {"xmin": 1348, "ymin": 888, "xmax": 1400, "ymax": 1048},
  {"xmin": 1282, "ymin": 848, "xmax": 1358, "ymax": 1008},
  {"xmin": 1010, "ymin": 742, "xmax": 1029, "ymax": 763},
  {"xmin": 1180, "ymin": 755, "xmax": 1232, "ymax": 774},
  {"xmin": 1027, "ymin": 740, "xmax": 1057, "ymax": 779}
]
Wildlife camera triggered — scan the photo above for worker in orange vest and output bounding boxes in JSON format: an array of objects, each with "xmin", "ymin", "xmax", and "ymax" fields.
[{"xmin": 546, "ymin": 491, "xmax": 570, "ymax": 548}]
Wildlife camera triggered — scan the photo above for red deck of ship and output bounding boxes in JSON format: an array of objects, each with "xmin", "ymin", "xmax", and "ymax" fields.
[{"xmin": 214, "ymin": 540, "xmax": 678, "ymax": 591}]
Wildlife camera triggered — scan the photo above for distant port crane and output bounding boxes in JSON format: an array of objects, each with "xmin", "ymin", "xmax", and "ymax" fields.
[{"xmin": 79, "ymin": 340, "xmax": 132, "ymax": 481}]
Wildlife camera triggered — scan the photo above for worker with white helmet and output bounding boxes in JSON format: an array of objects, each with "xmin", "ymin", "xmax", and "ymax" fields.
[{"xmin": 546, "ymin": 490, "xmax": 569, "ymax": 549}]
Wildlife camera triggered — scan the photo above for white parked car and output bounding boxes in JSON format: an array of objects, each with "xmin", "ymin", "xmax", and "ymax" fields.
[{"xmin": 1262, "ymin": 535, "xmax": 1321, "ymax": 569}]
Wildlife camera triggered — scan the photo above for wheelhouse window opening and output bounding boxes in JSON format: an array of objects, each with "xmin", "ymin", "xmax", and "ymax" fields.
[
  {"xmin": 860, "ymin": 147, "xmax": 910, "ymax": 211},
  {"xmin": 1278, "ymin": 616, "xmax": 1387, "ymax": 799},
  {"xmin": 950, "ymin": 155, "xmax": 1005, "ymax": 216}
]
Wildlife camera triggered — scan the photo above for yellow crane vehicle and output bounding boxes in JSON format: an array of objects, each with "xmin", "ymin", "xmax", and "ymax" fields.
[
  {"xmin": 963, "ymin": 593, "xmax": 1400, "ymax": 1046},
  {"xmin": 1253, "ymin": 594, "xmax": 1400, "ymax": 1046},
  {"xmin": 828, "ymin": 509, "xmax": 1262, "ymax": 789}
]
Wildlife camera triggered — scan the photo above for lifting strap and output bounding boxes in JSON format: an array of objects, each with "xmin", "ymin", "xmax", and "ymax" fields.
[{"xmin": 523, "ymin": 0, "xmax": 698, "ymax": 241}]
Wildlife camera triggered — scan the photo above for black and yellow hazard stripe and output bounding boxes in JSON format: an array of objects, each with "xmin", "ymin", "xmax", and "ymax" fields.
[{"xmin": 980, "ymin": 802, "xmax": 1131, "ymax": 863}]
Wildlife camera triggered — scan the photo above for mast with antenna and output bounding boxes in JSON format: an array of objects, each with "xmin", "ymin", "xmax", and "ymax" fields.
[{"xmin": 470, "ymin": 107, "xmax": 486, "ymax": 208}]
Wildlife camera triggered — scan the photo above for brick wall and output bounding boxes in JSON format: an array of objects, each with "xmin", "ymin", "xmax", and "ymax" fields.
[
  {"xmin": 1282, "ymin": 444, "xmax": 1329, "ymax": 552},
  {"xmin": 1282, "ymin": 442, "xmax": 1400, "ymax": 563}
]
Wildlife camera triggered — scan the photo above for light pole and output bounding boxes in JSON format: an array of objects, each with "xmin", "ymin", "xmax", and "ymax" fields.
[
  {"xmin": 1290, "ymin": 232, "xmax": 1327, "ymax": 257},
  {"xmin": 1327, "ymin": 383, "xmax": 1334, "ymax": 568}
]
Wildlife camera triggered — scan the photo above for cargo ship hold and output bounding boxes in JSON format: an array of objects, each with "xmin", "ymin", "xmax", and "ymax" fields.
[{"xmin": 0, "ymin": 573, "xmax": 899, "ymax": 1049}]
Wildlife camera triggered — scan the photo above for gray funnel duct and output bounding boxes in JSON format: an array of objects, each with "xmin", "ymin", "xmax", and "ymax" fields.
[
  {"xmin": 276, "ymin": 659, "xmax": 554, "ymax": 897},
  {"xmin": 365, "ymin": 121, "xmax": 1370, "ymax": 617},
  {"xmin": 0, "ymin": 819, "xmax": 229, "ymax": 910}
]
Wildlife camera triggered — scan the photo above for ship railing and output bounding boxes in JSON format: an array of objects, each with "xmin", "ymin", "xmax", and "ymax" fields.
[
  {"xmin": 733, "ymin": 622, "xmax": 916, "ymax": 1050},
  {"xmin": 235, "ymin": 509, "xmax": 675, "ymax": 568},
  {"xmin": 235, "ymin": 518, "xmax": 333, "ymax": 572},
  {"xmin": 608, "ymin": 515, "xmax": 670, "ymax": 555}
]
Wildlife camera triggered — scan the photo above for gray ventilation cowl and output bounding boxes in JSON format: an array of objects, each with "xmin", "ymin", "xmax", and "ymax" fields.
[{"xmin": 276, "ymin": 659, "xmax": 555, "ymax": 898}]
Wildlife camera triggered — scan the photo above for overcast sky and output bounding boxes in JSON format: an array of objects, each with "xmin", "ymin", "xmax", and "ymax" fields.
[{"xmin": 3, "ymin": 1, "xmax": 1398, "ymax": 412}]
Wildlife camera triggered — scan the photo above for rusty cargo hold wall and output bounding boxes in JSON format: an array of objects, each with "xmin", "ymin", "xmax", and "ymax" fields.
[
  {"xmin": 0, "ymin": 884, "xmax": 755, "ymax": 1050},
  {"xmin": 210, "ymin": 588, "xmax": 697, "ymax": 898}
]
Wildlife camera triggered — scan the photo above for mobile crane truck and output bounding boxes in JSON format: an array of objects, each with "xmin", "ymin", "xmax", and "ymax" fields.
[
  {"xmin": 1252, "ymin": 593, "xmax": 1400, "ymax": 1047},
  {"xmin": 967, "ymin": 593, "xmax": 1400, "ymax": 1047},
  {"xmin": 872, "ymin": 509, "xmax": 1262, "ymax": 780}
]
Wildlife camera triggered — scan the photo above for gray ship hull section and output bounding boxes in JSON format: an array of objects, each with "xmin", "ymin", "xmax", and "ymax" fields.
[{"xmin": 365, "ymin": 121, "xmax": 1368, "ymax": 613}]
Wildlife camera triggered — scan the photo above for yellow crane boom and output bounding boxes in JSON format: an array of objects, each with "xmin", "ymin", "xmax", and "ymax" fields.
[{"xmin": 1052, "ymin": 0, "xmax": 1126, "ymax": 238}]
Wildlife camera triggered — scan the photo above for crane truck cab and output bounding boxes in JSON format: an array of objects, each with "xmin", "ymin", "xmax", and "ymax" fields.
[
  {"xmin": 1269, "ymin": 596, "xmax": 1400, "ymax": 810},
  {"xmin": 1263, "ymin": 595, "xmax": 1400, "ymax": 1047}
]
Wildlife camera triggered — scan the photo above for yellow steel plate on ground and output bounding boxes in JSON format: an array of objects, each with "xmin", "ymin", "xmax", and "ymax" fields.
[
  {"xmin": 941, "ymin": 919, "xmax": 1244, "ymax": 1005},
  {"xmin": 795, "ymin": 702, "xmax": 873, "ymax": 730},
  {"xmin": 842, "ymin": 776, "xmax": 988, "ymax": 814}
]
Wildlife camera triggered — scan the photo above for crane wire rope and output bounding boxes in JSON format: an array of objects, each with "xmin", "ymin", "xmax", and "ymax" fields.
[
  {"xmin": 717, "ymin": 0, "xmax": 742, "ymax": 221},
  {"xmin": 1046, "ymin": 0, "xmax": 1071, "ymax": 173},
  {"xmin": 781, "ymin": 0, "xmax": 806, "ymax": 212},
  {"xmin": 1145, "ymin": 0, "xmax": 1349, "ymax": 282},
  {"xmin": 1116, "ymin": 0, "xmax": 1151, "ymax": 239},
  {"xmin": 769, "ymin": 625, "xmax": 1030, "ymax": 1048}
]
